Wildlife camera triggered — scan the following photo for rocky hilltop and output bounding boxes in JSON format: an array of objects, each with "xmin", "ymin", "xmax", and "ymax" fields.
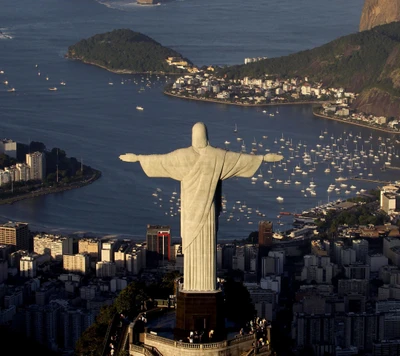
[{"xmin": 359, "ymin": 0, "xmax": 400, "ymax": 31}]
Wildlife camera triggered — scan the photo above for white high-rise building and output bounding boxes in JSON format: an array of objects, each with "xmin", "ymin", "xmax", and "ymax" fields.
[
  {"xmin": 0, "ymin": 169, "xmax": 12, "ymax": 186},
  {"xmin": 0, "ymin": 139, "xmax": 17, "ymax": 158},
  {"xmin": 20, "ymin": 254, "xmax": 38, "ymax": 278},
  {"xmin": 101, "ymin": 239, "xmax": 119, "ymax": 262},
  {"xmin": 63, "ymin": 254, "xmax": 90, "ymax": 275},
  {"xmin": 16, "ymin": 163, "xmax": 31, "ymax": 181},
  {"xmin": 26, "ymin": 151, "xmax": 46, "ymax": 180},
  {"xmin": 380, "ymin": 185, "xmax": 399, "ymax": 213},
  {"xmin": 34, "ymin": 233, "xmax": 73, "ymax": 261}
]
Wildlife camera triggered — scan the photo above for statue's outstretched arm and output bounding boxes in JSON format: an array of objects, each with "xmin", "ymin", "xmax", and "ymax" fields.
[
  {"xmin": 264, "ymin": 153, "xmax": 284, "ymax": 162},
  {"xmin": 119, "ymin": 153, "xmax": 140, "ymax": 163}
]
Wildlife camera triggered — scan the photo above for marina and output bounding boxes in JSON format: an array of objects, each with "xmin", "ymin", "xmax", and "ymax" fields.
[
  {"xmin": 0, "ymin": 0, "xmax": 378, "ymax": 240},
  {"xmin": 148, "ymin": 124, "xmax": 400, "ymax": 233}
]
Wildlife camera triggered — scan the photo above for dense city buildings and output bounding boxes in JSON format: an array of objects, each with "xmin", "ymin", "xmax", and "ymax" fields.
[
  {"xmin": 25, "ymin": 151, "xmax": 46, "ymax": 181},
  {"xmin": 1, "ymin": 184, "xmax": 400, "ymax": 354},
  {"xmin": 0, "ymin": 221, "xmax": 30, "ymax": 250},
  {"xmin": 0, "ymin": 140, "xmax": 47, "ymax": 186},
  {"xmin": 146, "ymin": 224, "xmax": 171, "ymax": 267}
]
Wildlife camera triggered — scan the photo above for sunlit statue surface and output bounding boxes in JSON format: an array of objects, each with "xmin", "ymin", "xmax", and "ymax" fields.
[{"xmin": 119, "ymin": 122, "xmax": 283, "ymax": 292}]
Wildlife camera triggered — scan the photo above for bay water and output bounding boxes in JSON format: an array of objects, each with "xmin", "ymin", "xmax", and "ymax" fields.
[{"xmin": 2, "ymin": 0, "xmax": 394, "ymax": 241}]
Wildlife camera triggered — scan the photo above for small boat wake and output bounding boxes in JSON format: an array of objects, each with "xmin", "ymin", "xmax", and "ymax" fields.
[
  {"xmin": 0, "ymin": 28, "xmax": 13, "ymax": 40},
  {"xmin": 95, "ymin": 0, "xmax": 165, "ymax": 11}
]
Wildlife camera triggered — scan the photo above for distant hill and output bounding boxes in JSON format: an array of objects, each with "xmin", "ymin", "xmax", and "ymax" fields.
[
  {"xmin": 216, "ymin": 22, "xmax": 400, "ymax": 118},
  {"xmin": 66, "ymin": 29, "xmax": 192, "ymax": 74},
  {"xmin": 359, "ymin": 0, "xmax": 400, "ymax": 31}
]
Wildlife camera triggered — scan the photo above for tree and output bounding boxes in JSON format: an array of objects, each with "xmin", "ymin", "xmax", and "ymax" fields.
[
  {"xmin": 30, "ymin": 141, "xmax": 46, "ymax": 152},
  {"xmin": 0, "ymin": 153, "xmax": 16, "ymax": 168},
  {"xmin": 223, "ymin": 279, "xmax": 255, "ymax": 324},
  {"xmin": 114, "ymin": 281, "xmax": 148, "ymax": 319}
]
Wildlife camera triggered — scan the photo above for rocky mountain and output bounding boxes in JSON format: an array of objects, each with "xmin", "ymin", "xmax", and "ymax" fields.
[
  {"xmin": 216, "ymin": 22, "xmax": 400, "ymax": 119},
  {"xmin": 359, "ymin": 0, "xmax": 400, "ymax": 31}
]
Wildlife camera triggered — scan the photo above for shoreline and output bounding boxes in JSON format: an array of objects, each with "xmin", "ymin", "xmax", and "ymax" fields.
[
  {"xmin": 0, "ymin": 170, "xmax": 101, "ymax": 206},
  {"xmin": 164, "ymin": 91, "xmax": 400, "ymax": 135},
  {"xmin": 312, "ymin": 112, "xmax": 400, "ymax": 135},
  {"xmin": 163, "ymin": 90, "xmax": 327, "ymax": 107},
  {"xmin": 64, "ymin": 56, "xmax": 187, "ymax": 76}
]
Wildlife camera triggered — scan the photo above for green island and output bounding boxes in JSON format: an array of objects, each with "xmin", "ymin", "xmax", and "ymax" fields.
[
  {"xmin": 0, "ymin": 141, "xmax": 101, "ymax": 205},
  {"xmin": 65, "ymin": 28, "xmax": 193, "ymax": 74}
]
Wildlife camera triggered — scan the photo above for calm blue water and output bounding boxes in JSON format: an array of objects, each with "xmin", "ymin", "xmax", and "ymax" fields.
[{"xmin": 2, "ymin": 0, "xmax": 394, "ymax": 241}]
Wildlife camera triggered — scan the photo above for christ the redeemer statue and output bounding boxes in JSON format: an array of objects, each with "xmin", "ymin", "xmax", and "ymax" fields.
[{"xmin": 119, "ymin": 122, "xmax": 283, "ymax": 292}]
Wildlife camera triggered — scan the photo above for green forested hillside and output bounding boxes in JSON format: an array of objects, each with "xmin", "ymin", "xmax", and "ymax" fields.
[
  {"xmin": 217, "ymin": 22, "xmax": 400, "ymax": 93},
  {"xmin": 66, "ymin": 29, "xmax": 192, "ymax": 74},
  {"xmin": 216, "ymin": 22, "xmax": 400, "ymax": 118}
]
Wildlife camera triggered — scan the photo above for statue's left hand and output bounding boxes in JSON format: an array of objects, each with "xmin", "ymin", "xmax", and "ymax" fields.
[
  {"xmin": 264, "ymin": 153, "xmax": 284, "ymax": 162},
  {"xmin": 119, "ymin": 153, "xmax": 139, "ymax": 163}
]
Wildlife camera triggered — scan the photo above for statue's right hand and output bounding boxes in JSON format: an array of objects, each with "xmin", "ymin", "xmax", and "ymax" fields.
[{"xmin": 119, "ymin": 153, "xmax": 139, "ymax": 163}]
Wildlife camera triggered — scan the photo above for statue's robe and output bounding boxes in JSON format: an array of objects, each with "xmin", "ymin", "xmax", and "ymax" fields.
[{"xmin": 139, "ymin": 146, "xmax": 263, "ymax": 291}]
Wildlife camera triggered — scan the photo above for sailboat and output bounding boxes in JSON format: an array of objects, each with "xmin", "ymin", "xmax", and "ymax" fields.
[{"xmin": 233, "ymin": 123, "xmax": 238, "ymax": 133}]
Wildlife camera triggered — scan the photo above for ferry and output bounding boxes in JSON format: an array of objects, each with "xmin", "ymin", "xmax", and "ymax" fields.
[{"xmin": 136, "ymin": 106, "xmax": 144, "ymax": 111}]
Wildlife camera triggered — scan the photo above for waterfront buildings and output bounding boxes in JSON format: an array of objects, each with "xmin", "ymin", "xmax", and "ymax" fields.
[
  {"xmin": 1, "ymin": 193, "xmax": 400, "ymax": 355},
  {"xmin": 33, "ymin": 233, "xmax": 74, "ymax": 261},
  {"xmin": 0, "ymin": 221, "xmax": 30, "ymax": 250},
  {"xmin": 0, "ymin": 138, "xmax": 17, "ymax": 158},
  {"xmin": 63, "ymin": 253, "xmax": 90, "ymax": 275},
  {"xmin": 26, "ymin": 151, "xmax": 46, "ymax": 180}
]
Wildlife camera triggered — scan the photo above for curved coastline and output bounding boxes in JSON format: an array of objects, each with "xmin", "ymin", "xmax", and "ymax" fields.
[
  {"xmin": 163, "ymin": 90, "xmax": 327, "ymax": 107},
  {"xmin": 0, "ymin": 170, "xmax": 102, "ymax": 206},
  {"xmin": 312, "ymin": 112, "xmax": 400, "ymax": 135},
  {"xmin": 164, "ymin": 91, "xmax": 400, "ymax": 135},
  {"xmin": 65, "ymin": 56, "xmax": 186, "ymax": 76}
]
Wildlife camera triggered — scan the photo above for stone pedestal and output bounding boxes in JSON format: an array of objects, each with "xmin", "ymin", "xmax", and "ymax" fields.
[{"xmin": 174, "ymin": 290, "xmax": 225, "ymax": 342}]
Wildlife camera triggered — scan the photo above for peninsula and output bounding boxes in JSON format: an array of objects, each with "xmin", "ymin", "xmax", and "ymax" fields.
[
  {"xmin": 215, "ymin": 21, "xmax": 400, "ymax": 120},
  {"xmin": 0, "ymin": 141, "xmax": 101, "ymax": 205}
]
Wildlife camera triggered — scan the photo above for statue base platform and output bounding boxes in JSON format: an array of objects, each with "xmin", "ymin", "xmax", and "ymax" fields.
[{"xmin": 174, "ymin": 290, "xmax": 225, "ymax": 342}]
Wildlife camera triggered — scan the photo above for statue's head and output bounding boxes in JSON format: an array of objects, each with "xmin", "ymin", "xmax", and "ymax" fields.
[{"xmin": 192, "ymin": 122, "xmax": 209, "ymax": 150}]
